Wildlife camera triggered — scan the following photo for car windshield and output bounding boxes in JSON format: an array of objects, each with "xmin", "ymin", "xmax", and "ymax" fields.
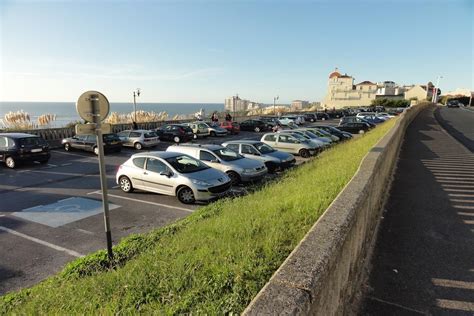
[
  {"xmin": 165, "ymin": 155, "xmax": 209, "ymax": 174},
  {"xmin": 104, "ymin": 134, "xmax": 120, "ymax": 141},
  {"xmin": 292, "ymin": 133, "xmax": 308, "ymax": 141},
  {"xmin": 213, "ymin": 148, "xmax": 243, "ymax": 161},
  {"xmin": 304, "ymin": 131, "xmax": 318, "ymax": 138},
  {"xmin": 254, "ymin": 142, "xmax": 274, "ymax": 154}
]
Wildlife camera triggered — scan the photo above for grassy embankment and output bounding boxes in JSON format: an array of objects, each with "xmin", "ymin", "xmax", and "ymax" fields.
[{"xmin": 1, "ymin": 118, "xmax": 397, "ymax": 314}]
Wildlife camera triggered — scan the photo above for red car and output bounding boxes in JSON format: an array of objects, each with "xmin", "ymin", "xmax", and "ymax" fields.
[{"xmin": 220, "ymin": 121, "xmax": 240, "ymax": 135}]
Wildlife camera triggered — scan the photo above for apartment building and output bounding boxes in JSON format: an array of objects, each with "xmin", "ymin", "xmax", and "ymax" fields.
[
  {"xmin": 291, "ymin": 100, "xmax": 310, "ymax": 110},
  {"xmin": 322, "ymin": 68, "xmax": 377, "ymax": 109}
]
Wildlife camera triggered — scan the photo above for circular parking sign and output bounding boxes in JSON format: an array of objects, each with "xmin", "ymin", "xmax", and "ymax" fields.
[{"xmin": 76, "ymin": 90, "xmax": 110, "ymax": 123}]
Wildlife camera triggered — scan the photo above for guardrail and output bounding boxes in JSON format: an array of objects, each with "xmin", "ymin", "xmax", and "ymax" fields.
[{"xmin": 243, "ymin": 102, "xmax": 431, "ymax": 315}]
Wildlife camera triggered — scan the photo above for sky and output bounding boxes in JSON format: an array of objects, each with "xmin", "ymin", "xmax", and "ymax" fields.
[{"xmin": 0, "ymin": 0, "xmax": 472, "ymax": 104}]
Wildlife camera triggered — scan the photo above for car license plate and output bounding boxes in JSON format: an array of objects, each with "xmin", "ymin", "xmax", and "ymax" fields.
[
  {"xmin": 31, "ymin": 148, "xmax": 42, "ymax": 153},
  {"xmin": 111, "ymin": 141, "xmax": 118, "ymax": 145}
]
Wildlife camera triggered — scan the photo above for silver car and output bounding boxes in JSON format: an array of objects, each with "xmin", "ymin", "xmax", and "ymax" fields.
[
  {"xmin": 166, "ymin": 144, "xmax": 268, "ymax": 185},
  {"xmin": 260, "ymin": 132, "xmax": 318, "ymax": 158},
  {"xmin": 204, "ymin": 122, "xmax": 228, "ymax": 137},
  {"xmin": 222, "ymin": 140, "xmax": 295, "ymax": 172},
  {"xmin": 116, "ymin": 151, "xmax": 231, "ymax": 204},
  {"xmin": 288, "ymin": 130, "xmax": 332, "ymax": 146},
  {"xmin": 117, "ymin": 129, "xmax": 160, "ymax": 150}
]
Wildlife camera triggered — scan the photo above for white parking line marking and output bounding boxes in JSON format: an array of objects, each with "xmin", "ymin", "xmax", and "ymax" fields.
[
  {"xmin": 87, "ymin": 190, "xmax": 101, "ymax": 195},
  {"xmin": 90, "ymin": 192, "xmax": 194, "ymax": 213},
  {"xmin": 76, "ymin": 228, "xmax": 95, "ymax": 235},
  {"xmin": 0, "ymin": 226, "xmax": 83, "ymax": 257},
  {"xmin": 48, "ymin": 164, "xmax": 58, "ymax": 167},
  {"xmin": 61, "ymin": 163, "xmax": 72, "ymax": 166},
  {"xmin": 53, "ymin": 151, "xmax": 93, "ymax": 158}
]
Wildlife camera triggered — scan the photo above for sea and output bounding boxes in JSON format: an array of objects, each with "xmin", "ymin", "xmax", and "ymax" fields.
[{"xmin": 0, "ymin": 102, "xmax": 224, "ymax": 128}]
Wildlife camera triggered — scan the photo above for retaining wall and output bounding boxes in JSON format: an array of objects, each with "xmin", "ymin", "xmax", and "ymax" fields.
[{"xmin": 244, "ymin": 103, "xmax": 431, "ymax": 315}]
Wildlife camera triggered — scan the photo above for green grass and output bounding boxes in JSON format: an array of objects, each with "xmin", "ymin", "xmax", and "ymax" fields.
[{"xmin": 1, "ymin": 118, "xmax": 397, "ymax": 314}]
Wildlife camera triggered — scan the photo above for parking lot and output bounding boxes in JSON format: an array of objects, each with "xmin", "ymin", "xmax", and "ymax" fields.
[{"xmin": 0, "ymin": 119, "xmax": 340, "ymax": 295}]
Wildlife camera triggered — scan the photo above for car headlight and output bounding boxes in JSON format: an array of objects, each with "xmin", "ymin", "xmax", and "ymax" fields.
[
  {"xmin": 242, "ymin": 168, "xmax": 255, "ymax": 174},
  {"xmin": 191, "ymin": 179, "xmax": 211, "ymax": 186}
]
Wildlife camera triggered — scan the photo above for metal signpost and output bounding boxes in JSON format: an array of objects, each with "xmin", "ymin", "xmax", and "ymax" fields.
[{"xmin": 76, "ymin": 91, "xmax": 113, "ymax": 260}]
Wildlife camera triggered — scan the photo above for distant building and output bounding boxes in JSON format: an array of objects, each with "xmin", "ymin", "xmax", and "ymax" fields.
[
  {"xmin": 291, "ymin": 100, "xmax": 310, "ymax": 110},
  {"xmin": 322, "ymin": 68, "xmax": 377, "ymax": 109},
  {"xmin": 224, "ymin": 95, "xmax": 261, "ymax": 112},
  {"xmin": 404, "ymin": 83, "xmax": 435, "ymax": 101},
  {"xmin": 375, "ymin": 81, "xmax": 405, "ymax": 100}
]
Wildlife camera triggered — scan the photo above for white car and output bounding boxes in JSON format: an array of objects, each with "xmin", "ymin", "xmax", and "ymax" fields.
[{"xmin": 116, "ymin": 151, "xmax": 232, "ymax": 204}]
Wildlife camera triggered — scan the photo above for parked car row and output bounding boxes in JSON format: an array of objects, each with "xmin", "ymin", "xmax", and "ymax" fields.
[{"xmin": 114, "ymin": 124, "xmax": 359, "ymax": 204}]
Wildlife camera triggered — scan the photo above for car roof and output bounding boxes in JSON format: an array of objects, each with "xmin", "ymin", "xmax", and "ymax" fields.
[
  {"xmin": 0, "ymin": 133, "xmax": 39, "ymax": 138},
  {"xmin": 170, "ymin": 143, "xmax": 224, "ymax": 150},
  {"xmin": 224, "ymin": 140, "xmax": 260, "ymax": 145},
  {"xmin": 130, "ymin": 151, "xmax": 182, "ymax": 159},
  {"xmin": 120, "ymin": 129, "xmax": 151, "ymax": 133}
]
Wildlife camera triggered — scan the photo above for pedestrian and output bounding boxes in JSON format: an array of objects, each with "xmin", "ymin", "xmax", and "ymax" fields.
[
  {"xmin": 225, "ymin": 113, "xmax": 232, "ymax": 121},
  {"xmin": 211, "ymin": 112, "xmax": 219, "ymax": 124},
  {"xmin": 132, "ymin": 121, "xmax": 138, "ymax": 130}
]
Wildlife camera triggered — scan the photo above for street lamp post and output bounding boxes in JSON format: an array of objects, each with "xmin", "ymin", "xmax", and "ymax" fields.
[
  {"xmin": 133, "ymin": 88, "xmax": 141, "ymax": 123},
  {"xmin": 273, "ymin": 96, "xmax": 279, "ymax": 115},
  {"xmin": 432, "ymin": 76, "xmax": 442, "ymax": 103}
]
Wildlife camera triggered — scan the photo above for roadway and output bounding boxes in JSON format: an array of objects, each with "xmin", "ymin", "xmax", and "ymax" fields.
[{"xmin": 0, "ymin": 120, "xmax": 339, "ymax": 295}]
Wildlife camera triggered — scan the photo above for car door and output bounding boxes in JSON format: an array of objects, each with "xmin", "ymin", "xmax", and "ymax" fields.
[
  {"xmin": 142, "ymin": 157, "xmax": 174, "ymax": 195},
  {"xmin": 84, "ymin": 135, "xmax": 97, "ymax": 151},
  {"xmin": 0, "ymin": 136, "xmax": 10, "ymax": 162},
  {"xmin": 241, "ymin": 144, "xmax": 261, "ymax": 160},
  {"xmin": 118, "ymin": 131, "xmax": 131, "ymax": 146},
  {"xmin": 71, "ymin": 135, "xmax": 86, "ymax": 150},
  {"xmin": 276, "ymin": 134, "xmax": 299, "ymax": 153},
  {"xmin": 199, "ymin": 150, "xmax": 222, "ymax": 171}
]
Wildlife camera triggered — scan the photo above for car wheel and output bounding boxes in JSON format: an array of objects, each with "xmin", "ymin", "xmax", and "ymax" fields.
[
  {"xmin": 5, "ymin": 157, "xmax": 16, "ymax": 169},
  {"xmin": 64, "ymin": 143, "xmax": 71, "ymax": 151},
  {"xmin": 174, "ymin": 136, "xmax": 181, "ymax": 143},
  {"xmin": 119, "ymin": 176, "xmax": 134, "ymax": 193},
  {"xmin": 134, "ymin": 142, "xmax": 143, "ymax": 150},
  {"xmin": 299, "ymin": 149, "xmax": 310, "ymax": 158},
  {"xmin": 177, "ymin": 186, "xmax": 195, "ymax": 204},
  {"xmin": 93, "ymin": 147, "xmax": 99, "ymax": 155},
  {"xmin": 226, "ymin": 171, "xmax": 241, "ymax": 185},
  {"xmin": 210, "ymin": 131, "xmax": 216, "ymax": 137},
  {"xmin": 359, "ymin": 130, "xmax": 365, "ymax": 134},
  {"xmin": 254, "ymin": 126, "xmax": 261, "ymax": 132}
]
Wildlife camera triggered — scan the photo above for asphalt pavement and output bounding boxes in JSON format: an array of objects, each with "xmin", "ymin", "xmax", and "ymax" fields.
[{"xmin": 361, "ymin": 106, "xmax": 474, "ymax": 315}]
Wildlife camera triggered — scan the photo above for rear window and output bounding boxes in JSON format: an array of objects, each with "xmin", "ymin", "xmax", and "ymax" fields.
[
  {"xmin": 104, "ymin": 134, "xmax": 120, "ymax": 141},
  {"xmin": 133, "ymin": 157, "xmax": 146, "ymax": 168},
  {"xmin": 18, "ymin": 137, "xmax": 47, "ymax": 146}
]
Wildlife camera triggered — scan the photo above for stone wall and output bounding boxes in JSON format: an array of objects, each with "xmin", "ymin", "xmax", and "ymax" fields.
[{"xmin": 243, "ymin": 103, "xmax": 431, "ymax": 315}]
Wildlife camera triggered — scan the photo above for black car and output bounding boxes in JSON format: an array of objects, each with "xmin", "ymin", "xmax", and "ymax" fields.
[
  {"xmin": 337, "ymin": 122, "xmax": 371, "ymax": 134},
  {"xmin": 155, "ymin": 124, "xmax": 194, "ymax": 143},
  {"xmin": 315, "ymin": 113, "xmax": 330, "ymax": 120},
  {"xmin": 447, "ymin": 100, "xmax": 460, "ymax": 108},
  {"xmin": 313, "ymin": 125, "xmax": 352, "ymax": 140},
  {"xmin": 339, "ymin": 116, "xmax": 376, "ymax": 128},
  {"xmin": 62, "ymin": 133, "xmax": 122, "ymax": 155},
  {"xmin": 258, "ymin": 117, "xmax": 279, "ymax": 128},
  {"xmin": 0, "ymin": 133, "xmax": 50, "ymax": 168},
  {"xmin": 239, "ymin": 119, "xmax": 268, "ymax": 132},
  {"xmin": 303, "ymin": 113, "xmax": 316, "ymax": 122}
]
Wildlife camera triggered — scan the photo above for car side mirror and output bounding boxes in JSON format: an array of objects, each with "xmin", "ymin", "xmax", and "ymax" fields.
[{"xmin": 160, "ymin": 170, "xmax": 173, "ymax": 177}]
